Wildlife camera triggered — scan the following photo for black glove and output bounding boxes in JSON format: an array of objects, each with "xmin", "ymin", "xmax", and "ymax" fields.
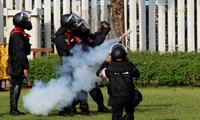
[{"xmin": 99, "ymin": 21, "xmax": 111, "ymax": 36}]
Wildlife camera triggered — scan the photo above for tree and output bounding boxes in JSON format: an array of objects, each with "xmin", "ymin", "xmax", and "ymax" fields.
[{"xmin": 110, "ymin": 0, "xmax": 125, "ymax": 44}]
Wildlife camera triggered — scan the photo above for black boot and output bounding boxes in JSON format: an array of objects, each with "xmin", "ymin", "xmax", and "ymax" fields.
[
  {"xmin": 58, "ymin": 106, "xmax": 74, "ymax": 117},
  {"xmin": 9, "ymin": 110, "xmax": 25, "ymax": 115},
  {"xmin": 9, "ymin": 84, "xmax": 25, "ymax": 116},
  {"xmin": 81, "ymin": 109, "xmax": 92, "ymax": 115},
  {"xmin": 123, "ymin": 114, "xmax": 134, "ymax": 120},
  {"xmin": 71, "ymin": 102, "xmax": 78, "ymax": 114},
  {"xmin": 98, "ymin": 104, "xmax": 109, "ymax": 113},
  {"xmin": 80, "ymin": 102, "xmax": 92, "ymax": 116}
]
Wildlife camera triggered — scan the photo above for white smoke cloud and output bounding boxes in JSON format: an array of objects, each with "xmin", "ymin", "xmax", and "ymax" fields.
[{"xmin": 22, "ymin": 39, "xmax": 117, "ymax": 116}]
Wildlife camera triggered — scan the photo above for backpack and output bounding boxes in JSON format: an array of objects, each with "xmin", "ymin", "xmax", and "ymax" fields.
[{"xmin": 133, "ymin": 89, "xmax": 143, "ymax": 107}]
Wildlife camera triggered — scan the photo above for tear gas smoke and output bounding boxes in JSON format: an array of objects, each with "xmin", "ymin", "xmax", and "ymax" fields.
[{"xmin": 22, "ymin": 39, "xmax": 117, "ymax": 116}]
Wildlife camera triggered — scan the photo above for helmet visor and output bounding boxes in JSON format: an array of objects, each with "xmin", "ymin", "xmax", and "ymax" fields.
[
  {"xmin": 68, "ymin": 13, "xmax": 81, "ymax": 24},
  {"xmin": 69, "ymin": 13, "xmax": 90, "ymax": 30},
  {"xmin": 20, "ymin": 11, "xmax": 31, "ymax": 21},
  {"xmin": 110, "ymin": 43, "xmax": 127, "ymax": 54},
  {"xmin": 77, "ymin": 19, "xmax": 90, "ymax": 32}
]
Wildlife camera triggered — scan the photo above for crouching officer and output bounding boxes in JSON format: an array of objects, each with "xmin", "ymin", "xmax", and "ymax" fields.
[
  {"xmin": 96, "ymin": 43, "xmax": 140, "ymax": 120},
  {"xmin": 7, "ymin": 12, "xmax": 32, "ymax": 115},
  {"xmin": 54, "ymin": 14, "xmax": 91, "ymax": 116},
  {"xmin": 71, "ymin": 13, "xmax": 111, "ymax": 113}
]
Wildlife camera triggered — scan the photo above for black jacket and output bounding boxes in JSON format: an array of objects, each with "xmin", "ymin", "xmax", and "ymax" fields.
[
  {"xmin": 8, "ymin": 32, "xmax": 31, "ymax": 77},
  {"xmin": 8, "ymin": 32, "xmax": 30, "ymax": 69},
  {"xmin": 54, "ymin": 30, "xmax": 82, "ymax": 57},
  {"xmin": 54, "ymin": 34, "xmax": 74, "ymax": 57},
  {"xmin": 97, "ymin": 61, "xmax": 140, "ymax": 97}
]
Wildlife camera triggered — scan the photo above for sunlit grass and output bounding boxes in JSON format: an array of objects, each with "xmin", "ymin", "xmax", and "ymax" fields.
[{"xmin": 1, "ymin": 87, "xmax": 200, "ymax": 120}]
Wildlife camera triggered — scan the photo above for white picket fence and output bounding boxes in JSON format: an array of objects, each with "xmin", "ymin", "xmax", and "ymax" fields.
[
  {"xmin": 127, "ymin": 0, "xmax": 200, "ymax": 52},
  {"xmin": 0, "ymin": 0, "xmax": 200, "ymax": 52}
]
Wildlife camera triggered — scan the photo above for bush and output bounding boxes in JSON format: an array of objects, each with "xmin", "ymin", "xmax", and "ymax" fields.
[
  {"xmin": 128, "ymin": 51, "xmax": 200, "ymax": 86},
  {"xmin": 27, "ymin": 52, "xmax": 200, "ymax": 87},
  {"xmin": 28, "ymin": 54, "xmax": 60, "ymax": 83}
]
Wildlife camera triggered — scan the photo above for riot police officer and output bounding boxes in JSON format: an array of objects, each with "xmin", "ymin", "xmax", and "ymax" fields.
[
  {"xmin": 96, "ymin": 43, "xmax": 140, "ymax": 120},
  {"xmin": 54, "ymin": 14, "xmax": 91, "ymax": 116},
  {"xmin": 55, "ymin": 13, "xmax": 111, "ymax": 114},
  {"xmin": 70, "ymin": 13, "xmax": 111, "ymax": 113},
  {"xmin": 8, "ymin": 12, "xmax": 32, "ymax": 115}
]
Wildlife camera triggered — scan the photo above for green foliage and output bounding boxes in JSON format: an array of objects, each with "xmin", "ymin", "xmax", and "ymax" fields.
[
  {"xmin": 27, "ymin": 51, "xmax": 200, "ymax": 86},
  {"xmin": 128, "ymin": 51, "xmax": 200, "ymax": 86},
  {"xmin": 28, "ymin": 54, "xmax": 61, "ymax": 83}
]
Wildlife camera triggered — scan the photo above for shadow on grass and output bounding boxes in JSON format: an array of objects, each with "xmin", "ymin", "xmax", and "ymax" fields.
[
  {"xmin": 26, "ymin": 110, "xmax": 111, "ymax": 118},
  {"xmin": 136, "ymin": 103, "xmax": 174, "ymax": 112},
  {"xmin": 153, "ymin": 118, "xmax": 180, "ymax": 120},
  {"xmin": 136, "ymin": 104, "xmax": 180, "ymax": 120},
  {"xmin": 0, "ymin": 112, "xmax": 7, "ymax": 117}
]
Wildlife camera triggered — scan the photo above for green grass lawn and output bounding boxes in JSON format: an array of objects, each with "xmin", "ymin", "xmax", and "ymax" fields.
[{"xmin": 1, "ymin": 87, "xmax": 200, "ymax": 120}]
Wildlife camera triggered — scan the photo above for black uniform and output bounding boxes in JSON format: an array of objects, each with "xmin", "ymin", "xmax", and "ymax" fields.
[
  {"xmin": 54, "ymin": 30, "xmax": 91, "ymax": 116},
  {"xmin": 74, "ymin": 21, "xmax": 111, "ymax": 113},
  {"xmin": 55, "ymin": 13, "xmax": 110, "ymax": 115},
  {"xmin": 8, "ymin": 27, "xmax": 31, "ymax": 115},
  {"xmin": 97, "ymin": 60, "xmax": 140, "ymax": 120},
  {"xmin": 54, "ymin": 31, "xmax": 81, "ymax": 57},
  {"xmin": 7, "ymin": 12, "xmax": 32, "ymax": 116}
]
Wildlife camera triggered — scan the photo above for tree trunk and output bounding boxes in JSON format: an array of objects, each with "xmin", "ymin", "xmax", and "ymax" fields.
[{"xmin": 110, "ymin": 0, "xmax": 125, "ymax": 44}]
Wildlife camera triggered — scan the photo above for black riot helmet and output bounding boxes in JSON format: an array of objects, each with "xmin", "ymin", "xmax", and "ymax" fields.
[
  {"xmin": 13, "ymin": 12, "xmax": 32, "ymax": 30},
  {"xmin": 55, "ymin": 14, "xmax": 73, "ymax": 35},
  {"xmin": 56, "ymin": 13, "xmax": 90, "ymax": 36},
  {"xmin": 55, "ymin": 13, "xmax": 78, "ymax": 35},
  {"xmin": 110, "ymin": 43, "xmax": 127, "ymax": 61},
  {"xmin": 66, "ymin": 13, "xmax": 90, "ymax": 33},
  {"xmin": 61, "ymin": 14, "xmax": 74, "ymax": 28}
]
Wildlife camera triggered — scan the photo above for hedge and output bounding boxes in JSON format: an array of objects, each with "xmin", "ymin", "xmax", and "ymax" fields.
[
  {"xmin": 128, "ymin": 51, "xmax": 200, "ymax": 86},
  {"xmin": 27, "ymin": 51, "xmax": 200, "ymax": 86},
  {"xmin": 28, "ymin": 54, "xmax": 61, "ymax": 83}
]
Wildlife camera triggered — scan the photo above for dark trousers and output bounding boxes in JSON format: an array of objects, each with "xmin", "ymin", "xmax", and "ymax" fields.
[
  {"xmin": 10, "ymin": 76, "xmax": 23, "ymax": 111},
  {"xmin": 89, "ymin": 86, "xmax": 104, "ymax": 107},
  {"xmin": 110, "ymin": 96, "xmax": 134, "ymax": 120},
  {"xmin": 72, "ymin": 90, "xmax": 89, "ymax": 111}
]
